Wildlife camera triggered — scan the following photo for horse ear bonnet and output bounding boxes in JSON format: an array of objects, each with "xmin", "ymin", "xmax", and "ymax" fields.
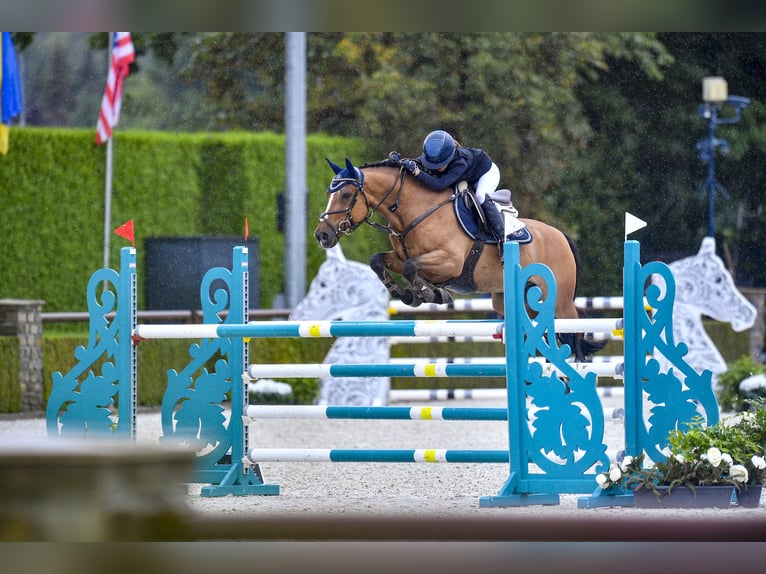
[{"xmin": 326, "ymin": 158, "xmax": 343, "ymax": 174}]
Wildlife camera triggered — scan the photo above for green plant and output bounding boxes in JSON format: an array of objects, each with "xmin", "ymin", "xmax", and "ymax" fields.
[
  {"xmin": 596, "ymin": 400, "xmax": 766, "ymax": 498},
  {"xmin": 716, "ymin": 354, "xmax": 765, "ymax": 412}
]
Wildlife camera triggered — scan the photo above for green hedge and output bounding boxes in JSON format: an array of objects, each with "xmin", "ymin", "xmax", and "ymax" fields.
[{"xmin": 0, "ymin": 127, "xmax": 379, "ymax": 313}]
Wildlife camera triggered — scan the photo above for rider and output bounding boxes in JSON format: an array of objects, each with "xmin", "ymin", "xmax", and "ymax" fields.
[{"xmin": 400, "ymin": 129, "xmax": 516, "ymax": 241}]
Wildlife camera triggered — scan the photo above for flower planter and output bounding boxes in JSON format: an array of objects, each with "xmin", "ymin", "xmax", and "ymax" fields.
[
  {"xmin": 633, "ymin": 485, "xmax": 734, "ymax": 509},
  {"xmin": 734, "ymin": 484, "xmax": 763, "ymax": 508}
]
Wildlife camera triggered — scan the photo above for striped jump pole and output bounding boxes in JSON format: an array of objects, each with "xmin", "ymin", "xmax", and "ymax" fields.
[
  {"xmin": 247, "ymin": 448, "xmax": 510, "ymax": 463},
  {"xmin": 244, "ymin": 405, "xmax": 508, "ymax": 421},
  {"xmin": 133, "ymin": 317, "xmax": 623, "ymax": 341},
  {"xmin": 247, "ymin": 362, "xmax": 505, "ymax": 380},
  {"xmin": 243, "ymin": 404, "xmax": 625, "ymax": 422},
  {"xmin": 246, "ymin": 446, "xmax": 625, "ymax": 464},
  {"xmin": 246, "ymin": 359, "xmax": 624, "ymax": 380},
  {"xmin": 387, "ymin": 357, "xmax": 626, "ymax": 378},
  {"xmin": 134, "ymin": 319, "xmax": 503, "ymax": 340}
]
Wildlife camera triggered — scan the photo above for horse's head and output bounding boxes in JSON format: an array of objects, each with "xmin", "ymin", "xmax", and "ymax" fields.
[
  {"xmin": 669, "ymin": 237, "xmax": 757, "ymax": 331},
  {"xmin": 314, "ymin": 158, "xmax": 369, "ymax": 249}
]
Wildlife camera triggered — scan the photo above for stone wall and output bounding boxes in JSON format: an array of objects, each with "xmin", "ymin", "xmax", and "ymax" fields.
[{"xmin": 0, "ymin": 300, "xmax": 45, "ymax": 412}]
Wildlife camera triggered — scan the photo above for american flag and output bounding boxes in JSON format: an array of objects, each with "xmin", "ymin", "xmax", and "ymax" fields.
[{"xmin": 95, "ymin": 32, "xmax": 135, "ymax": 145}]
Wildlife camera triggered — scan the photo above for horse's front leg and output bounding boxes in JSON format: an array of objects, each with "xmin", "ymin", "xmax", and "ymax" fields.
[
  {"xmin": 401, "ymin": 259, "xmax": 453, "ymax": 305},
  {"xmin": 370, "ymin": 251, "xmax": 411, "ymax": 302}
]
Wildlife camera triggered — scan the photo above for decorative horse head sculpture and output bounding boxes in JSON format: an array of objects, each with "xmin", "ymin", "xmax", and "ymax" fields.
[
  {"xmin": 290, "ymin": 244, "xmax": 391, "ymax": 405},
  {"xmin": 658, "ymin": 236, "xmax": 756, "ymax": 381}
]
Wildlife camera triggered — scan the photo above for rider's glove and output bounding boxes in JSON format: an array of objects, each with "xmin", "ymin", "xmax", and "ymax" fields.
[{"xmin": 402, "ymin": 159, "xmax": 420, "ymax": 176}]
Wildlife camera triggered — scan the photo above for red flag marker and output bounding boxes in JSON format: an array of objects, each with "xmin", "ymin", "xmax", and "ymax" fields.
[
  {"xmin": 114, "ymin": 219, "xmax": 135, "ymax": 247},
  {"xmin": 244, "ymin": 217, "xmax": 249, "ymax": 241}
]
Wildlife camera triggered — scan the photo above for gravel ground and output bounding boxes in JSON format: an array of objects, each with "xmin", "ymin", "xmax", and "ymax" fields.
[
  {"xmin": 3, "ymin": 398, "xmax": 764, "ymax": 572},
  {"xmin": 2, "ymin": 395, "xmax": 763, "ymax": 523}
]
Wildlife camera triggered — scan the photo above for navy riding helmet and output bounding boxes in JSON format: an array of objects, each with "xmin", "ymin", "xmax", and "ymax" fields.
[{"xmin": 419, "ymin": 130, "xmax": 456, "ymax": 170}]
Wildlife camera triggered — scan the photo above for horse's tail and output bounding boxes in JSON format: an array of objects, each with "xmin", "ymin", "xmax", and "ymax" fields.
[
  {"xmin": 561, "ymin": 234, "xmax": 608, "ymax": 360},
  {"xmin": 565, "ymin": 234, "xmax": 582, "ymax": 299}
]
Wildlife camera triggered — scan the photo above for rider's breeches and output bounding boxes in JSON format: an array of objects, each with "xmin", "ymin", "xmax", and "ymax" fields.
[{"xmin": 474, "ymin": 162, "xmax": 500, "ymax": 205}]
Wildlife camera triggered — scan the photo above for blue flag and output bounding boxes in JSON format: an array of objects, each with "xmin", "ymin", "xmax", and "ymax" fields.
[
  {"xmin": 1, "ymin": 32, "xmax": 24, "ymax": 154},
  {"xmin": 1, "ymin": 32, "xmax": 23, "ymax": 123}
]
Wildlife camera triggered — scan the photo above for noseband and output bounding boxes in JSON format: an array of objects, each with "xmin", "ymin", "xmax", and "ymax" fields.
[{"xmin": 319, "ymin": 171, "xmax": 370, "ymax": 238}]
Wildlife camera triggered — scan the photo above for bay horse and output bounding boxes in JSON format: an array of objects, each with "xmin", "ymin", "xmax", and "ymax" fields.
[{"xmin": 314, "ymin": 157, "xmax": 603, "ymax": 359}]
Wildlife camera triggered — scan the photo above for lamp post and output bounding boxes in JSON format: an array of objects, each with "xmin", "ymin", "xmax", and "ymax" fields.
[{"xmin": 696, "ymin": 76, "xmax": 750, "ymax": 237}]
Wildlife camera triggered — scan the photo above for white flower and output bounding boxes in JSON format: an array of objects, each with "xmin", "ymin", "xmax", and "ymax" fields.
[
  {"xmin": 730, "ymin": 464, "xmax": 749, "ymax": 483},
  {"xmin": 706, "ymin": 447, "xmax": 722, "ymax": 467},
  {"xmin": 752, "ymin": 455, "xmax": 766, "ymax": 470},
  {"xmin": 609, "ymin": 466, "xmax": 622, "ymax": 482},
  {"xmin": 721, "ymin": 453, "xmax": 733, "ymax": 466},
  {"xmin": 596, "ymin": 473, "xmax": 608, "ymax": 487},
  {"xmin": 673, "ymin": 453, "xmax": 686, "ymax": 464},
  {"xmin": 620, "ymin": 455, "xmax": 634, "ymax": 471}
]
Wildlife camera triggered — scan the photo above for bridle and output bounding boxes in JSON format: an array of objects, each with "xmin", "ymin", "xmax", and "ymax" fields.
[
  {"xmin": 318, "ymin": 169, "xmax": 370, "ymax": 238},
  {"xmin": 319, "ymin": 164, "xmax": 456, "ymax": 258},
  {"xmin": 319, "ymin": 166, "xmax": 405, "ymax": 240}
]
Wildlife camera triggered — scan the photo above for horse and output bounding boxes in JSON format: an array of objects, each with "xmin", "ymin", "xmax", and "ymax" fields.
[{"xmin": 314, "ymin": 156, "xmax": 604, "ymax": 360}]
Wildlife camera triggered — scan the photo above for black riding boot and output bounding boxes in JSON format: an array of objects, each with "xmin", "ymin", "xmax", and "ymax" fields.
[{"xmin": 481, "ymin": 200, "xmax": 506, "ymax": 241}]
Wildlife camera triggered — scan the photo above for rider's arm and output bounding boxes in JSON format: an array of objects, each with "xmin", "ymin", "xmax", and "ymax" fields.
[{"xmin": 412, "ymin": 156, "xmax": 470, "ymax": 190}]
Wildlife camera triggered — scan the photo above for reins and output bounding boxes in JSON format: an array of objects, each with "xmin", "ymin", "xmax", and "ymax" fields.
[{"xmin": 360, "ymin": 166, "xmax": 456, "ymax": 260}]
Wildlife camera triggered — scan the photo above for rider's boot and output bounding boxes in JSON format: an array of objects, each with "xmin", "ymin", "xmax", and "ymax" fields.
[{"xmin": 481, "ymin": 200, "xmax": 506, "ymax": 242}]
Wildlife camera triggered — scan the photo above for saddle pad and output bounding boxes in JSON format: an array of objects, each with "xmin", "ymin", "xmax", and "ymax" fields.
[{"xmin": 452, "ymin": 192, "xmax": 532, "ymax": 245}]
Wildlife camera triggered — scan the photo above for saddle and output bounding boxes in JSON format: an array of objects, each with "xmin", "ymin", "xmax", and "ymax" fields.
[{"xmin": 452, "ymin": 184, "xmax": 532, "ymax": 245}]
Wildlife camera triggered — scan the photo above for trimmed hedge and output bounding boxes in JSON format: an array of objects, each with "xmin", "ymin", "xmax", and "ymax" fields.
[{"xmin": 0, "ymin": 127, "xmax": 379, "ymax": 313}]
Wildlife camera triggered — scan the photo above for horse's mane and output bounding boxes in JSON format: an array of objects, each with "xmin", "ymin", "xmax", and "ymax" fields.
[
  {"xmin": 360, "ymin": 157, "xmax": 401, "ymax": 169},
  {"xmin": 359, "ymin": 155, "xmax": 447, "ymax": 195}
]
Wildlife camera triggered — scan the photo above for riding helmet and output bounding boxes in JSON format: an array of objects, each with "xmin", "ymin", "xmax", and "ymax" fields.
[{"xmin": 420, "ymin": 130, "xmax": 456, "ymax": 170}]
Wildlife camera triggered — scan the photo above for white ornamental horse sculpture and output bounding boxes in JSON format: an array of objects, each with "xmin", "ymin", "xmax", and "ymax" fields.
[
  {"xmin": 290, "ymin": 244, "xmax": 391, "ymax": 405},
  {"xmin": 658, "ymin": 236, "xmax": 756, "ymax": 385}
]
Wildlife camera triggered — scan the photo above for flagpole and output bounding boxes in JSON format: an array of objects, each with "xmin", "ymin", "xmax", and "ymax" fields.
[{"xmin": 103, "ymin": 34, "xmax": 114, "ymax": 272}]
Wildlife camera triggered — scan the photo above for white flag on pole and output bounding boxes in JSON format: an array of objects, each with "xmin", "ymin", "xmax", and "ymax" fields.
[{"xmin": 625, "ymin": 212, "xmax": 647, "ymax": 239}]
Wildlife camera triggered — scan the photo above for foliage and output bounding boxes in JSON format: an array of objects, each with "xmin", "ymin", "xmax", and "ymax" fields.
[
  {"xmin": 0, "ymin": 127, "xmax": 369, "ymax": 313},
  {"xmin": 596, "ymin": 402, "xmax": 766, "ymax": 498},
  {"xmin": 17, "ymin": 32, "xmax": 766, "ymax": 291},
  {"xmin": 716, "ymin": 354, "xmax": 766, "ymax": 412}
]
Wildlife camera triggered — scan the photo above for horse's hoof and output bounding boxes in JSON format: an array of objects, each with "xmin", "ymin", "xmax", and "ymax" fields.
[{"xmin": 432, "ymin": 289, "xmax": 453, "ymax": 305}]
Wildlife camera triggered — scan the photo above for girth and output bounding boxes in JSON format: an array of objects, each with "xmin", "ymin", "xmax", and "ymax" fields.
[{"xmin": 436, "ymin": 239, "xmax": 485, "ymax": 293}]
